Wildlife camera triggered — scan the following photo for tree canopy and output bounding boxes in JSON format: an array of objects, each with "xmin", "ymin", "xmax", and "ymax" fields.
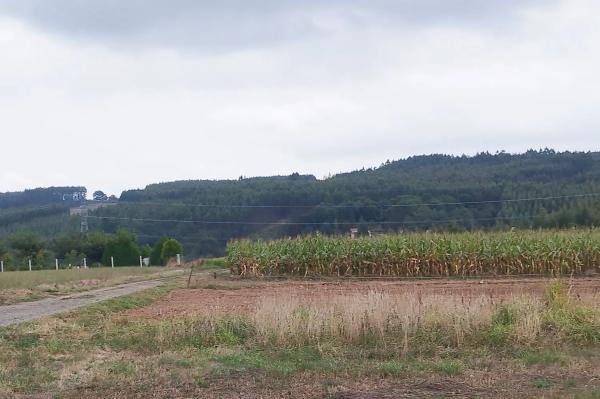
[{"xmin": 2, "ymin": 150, "xmax": 600, "ymax": 259}]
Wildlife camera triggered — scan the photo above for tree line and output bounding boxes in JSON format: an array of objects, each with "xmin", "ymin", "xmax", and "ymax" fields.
[{"xmin": 0, "ymin": 230, "xmax": 182, "ymax": 271}]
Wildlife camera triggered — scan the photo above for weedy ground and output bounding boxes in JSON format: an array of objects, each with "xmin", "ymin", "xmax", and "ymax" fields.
[
  {"xmin": 1, "ymin": 273, "xmax": 600, "ymax": 398},
  {"xmin": 0, "ymin": 267, "xmax": 181, "ymax": 305}
]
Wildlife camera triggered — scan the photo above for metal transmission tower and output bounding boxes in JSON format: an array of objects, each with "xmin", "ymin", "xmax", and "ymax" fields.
[
  {"xmin": 80, "ymin": 207, "xmax": 89, "ymax": 233},
  {"xmin": 63, "ymin": 189, "xmax": 90, "ymax": 233}
]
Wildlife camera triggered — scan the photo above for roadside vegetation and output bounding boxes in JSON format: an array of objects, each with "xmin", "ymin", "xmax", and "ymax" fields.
[
  {"xmin": 1, "ymin": 278, "xmax": 599, "ymax": 398},
  {"xmin": 0, "ymin": 267, "xmax": 181, "ymax": 305},
  {"xmin": 228, "ymin": 229, "xmax": 600, "ymax": 277},
  {"xmin": 0, "ymin": 230, "xmax": 183, "ymax": 271}
]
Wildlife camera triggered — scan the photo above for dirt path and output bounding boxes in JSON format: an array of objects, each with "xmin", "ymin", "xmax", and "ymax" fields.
[{"xmin": 0, "ymin": 279, "xmax": 165, "ymax": 327}]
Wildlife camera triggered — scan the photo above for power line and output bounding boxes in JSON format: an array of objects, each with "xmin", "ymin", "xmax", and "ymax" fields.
[
  {"xmin": 83, "ymin": 191, "xmax": 600, "ymax": 243},
  {"xmin": 87, "ymin": 214, "xmax": 536, "ymax": 227},
  {"xmin": 135, "ymin": 234, "xmax": 232, "ymax": 243},
  {"xmin": 115, "ymin": 192, "xmax": 600, "ymax": 210}
]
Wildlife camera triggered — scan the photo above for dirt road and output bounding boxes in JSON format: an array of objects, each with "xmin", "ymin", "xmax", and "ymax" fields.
[{"xmin": 0, "ymin": 279, "xmax": 164, "ymax": 327}]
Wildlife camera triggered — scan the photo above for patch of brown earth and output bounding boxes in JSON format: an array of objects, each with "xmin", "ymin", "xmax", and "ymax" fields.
[
  {"xmin": 50, "ymin": 364, "xmax": 600, "ymax": 399},
  {"xmin": 125, "ymin": 277, "xmax": 600, "ymax": 320}
]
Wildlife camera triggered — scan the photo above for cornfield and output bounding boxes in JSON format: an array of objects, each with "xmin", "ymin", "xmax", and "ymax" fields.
[{"xmin": 226, "ymin": 230, "xmax": 600, "ymax": 277}]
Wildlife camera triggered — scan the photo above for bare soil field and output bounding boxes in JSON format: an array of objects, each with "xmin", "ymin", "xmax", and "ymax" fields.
[
  {"xmin": 4, "ymin": 274, "xmax": 600, "ymax": 399},
  {"xmin": 127, "ymin": 276, "xmax": 600, "ymax": 320}
]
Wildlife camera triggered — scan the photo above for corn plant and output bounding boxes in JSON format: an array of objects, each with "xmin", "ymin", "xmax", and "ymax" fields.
[{"xmin": 226, "ymin": 230, "xmax": 600, "ymax": 277}]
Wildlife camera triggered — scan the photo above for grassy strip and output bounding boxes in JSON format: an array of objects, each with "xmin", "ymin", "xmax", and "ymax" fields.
[
  {"xmin": 0, "ymin": 281, "xmax": 179, "ymax": 395},
  {"xmin": 0, "ymin": 267, "xmax": 170, "ymax": 290},
  {"xmin": 0, "ymin": 267, "xmax": 181, "ymax": 305}
]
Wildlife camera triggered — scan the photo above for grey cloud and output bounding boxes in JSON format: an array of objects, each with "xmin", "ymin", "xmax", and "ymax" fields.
[{"xmin": 0, "ymin": 0, "xmax": 555, "ymax": 50}]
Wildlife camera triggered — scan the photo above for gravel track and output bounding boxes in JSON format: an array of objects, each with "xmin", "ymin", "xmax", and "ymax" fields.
[{"xmin": 0, "ymin": 279, "xmax": 164, "ymax": 327}]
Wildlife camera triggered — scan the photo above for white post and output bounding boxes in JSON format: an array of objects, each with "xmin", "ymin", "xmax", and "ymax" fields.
[
  {"xmin": 139, "ymin": 256, "xmax": 143, "ymax": 268},
  {"xmin": 83, "ymin": 258, "xmax": 87, "ymax": 268},
  {"xmin": 176, "ymin": 254, "xmax": 181, "ymax": 266},
  {"xmin": 55, "ymin": 259, "xmax": 59, "ymax": 271},
  {"xmin": 28, "ymin": 259, "xmax": 32, "ymax": 271},
  {"xmin": 1, "ymin": 260, "xmax": 3, "ymax": 273},
  {"xmin": 111, "ymin": 256, "xmax": 114, "ymax": 268}
]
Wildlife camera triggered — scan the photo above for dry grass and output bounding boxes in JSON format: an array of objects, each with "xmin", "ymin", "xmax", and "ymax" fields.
[
  {"xmin": 0, "ymin": 267, "xmax": 181, "ymax": 305},
  {"xmin": 252, "ymin": 280, "xmax": 600, "ymax": 349},
  {"xmin": 0, "ymin": 267, "xmax": 169, "ymax": 290}
]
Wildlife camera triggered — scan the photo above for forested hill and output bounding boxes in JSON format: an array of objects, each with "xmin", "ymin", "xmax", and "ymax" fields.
[
  {"xmin": 0, "ymin": 187, "xmax": 87, "ymax": 209},
  {"xmin": 87, "ymin": 149, "xmax": 600, "ymax": 257},
  {"xmin": 0, "ymin": 187, "xmax": 86, "ymax": 238}
]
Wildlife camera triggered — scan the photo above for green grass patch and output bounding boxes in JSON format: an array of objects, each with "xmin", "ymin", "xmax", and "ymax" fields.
[
  {"xmin": 514, "ymin": 349, "xmax": 563, "ymax": 366},
  {"xmin": 14, "ymin": 334, "xmax": 41, "ymax": 350},
  {"xmin": 107, "ymin": 360, "xmax": 136, "ymax": 376},
  {"xmin": 210, "ymin": 347, "xmax": 340, "ymax": 377},
  {"xmin": 158, "ymin": 354, "xmax": 206, "ymax": 369},
  {"xmin": 576, "ymin": 387, "xmax": 600, "ymax": 399},
  {"xmin": 531, "ymin": 378, "xmax": 553, "ymax": 389},
  {"xmin": 376, "ymin": 360, "xmax": 407, "ymax": 377},
  {"xmin": 429, "ymin": 359, "xmax": 464, "ymax": 376},
  {"xmin": 194, "ymin": 375, "xmax": 209, "ymax": 388},
  {"xmin": 203, "ymin": 258, "xmax": 228, "ymax": 270}
]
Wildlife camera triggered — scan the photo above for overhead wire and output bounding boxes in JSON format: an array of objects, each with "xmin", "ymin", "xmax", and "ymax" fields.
[
  {"xmin": 83, "ymin": 192, "xmax": 599, "ymax": 243},
  {"xmin": 115, "ymin": 192, "xmax": 600, "ymax": 209},
  {"xmin": 87, "ymin": 214, "xmax": 540, "ymax": 227}
]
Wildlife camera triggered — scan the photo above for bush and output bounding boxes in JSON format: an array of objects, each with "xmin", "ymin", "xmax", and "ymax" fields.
[
  {"xmin": 101, "ymin": 230, "xmax": 141, "ymax": 266},
  {"xmin": 161, "ymin": 239, "xmax": 183, "ymax": 264}
]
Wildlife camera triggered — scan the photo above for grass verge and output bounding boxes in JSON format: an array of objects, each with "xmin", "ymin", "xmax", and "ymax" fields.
[{"xmin": 0, "ymin": 267, "xmax": 182, "ymax": 304}]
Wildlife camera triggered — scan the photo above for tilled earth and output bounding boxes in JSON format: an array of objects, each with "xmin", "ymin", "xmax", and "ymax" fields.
[{"xmin": 126, "ymin": 276, "xmax": 600, "ymax": 319}]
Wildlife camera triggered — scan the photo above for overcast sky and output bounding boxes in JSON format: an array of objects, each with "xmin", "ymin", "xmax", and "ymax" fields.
[{"xmin": 1, "ymin": 0, "xmax": 599, "ymax": 196}]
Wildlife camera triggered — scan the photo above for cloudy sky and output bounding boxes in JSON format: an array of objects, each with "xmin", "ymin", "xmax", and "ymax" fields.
[{"xmin": 1, "ymin": 0, "xmax": 598, "ymax": 196}]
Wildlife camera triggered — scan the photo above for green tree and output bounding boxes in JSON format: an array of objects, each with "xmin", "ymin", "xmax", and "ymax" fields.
[
  {"xmin": 140, "ymin": 244, "xmax": 152, "ymax": 258},
  {"xmin": 52, "ymin": 233, "xmax": 84, "ymax": 259},
  {"xmin": 93, "ymin": 190, "xmax": 108, "ymax": 201},
  {"xmin": 34, "ymin": 249, "xmax": 52, "ymax": 269},
  {"xmin": 64, "ymin": 249, "xmax": 83, "ymax": 267},
  {"xmin": 161, "ymin": 239, "xmax": 183, "ymax": 264},
  {"xmin": 8, "ymin": 231, "xmax": 45, "ymax": 264},
  {"xmin": 101, "ymin": 230, "xmax": 141, "ymax": 266},
  {"xmin": 150, "ymin": 236, "xmax": 168, "ymax": 266},
  {"xmin": 82, "ymin": 232, "xmax": 110, "ymax": 264},
  {"xmin": 0, "ymin": 241, "xmax": 10, "ymax": 269}
]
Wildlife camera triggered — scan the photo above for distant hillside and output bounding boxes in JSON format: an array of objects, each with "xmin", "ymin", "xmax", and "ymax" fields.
[
  {"xmin": 86, "ymin": 149, "xmax": 600, "ymax": 257},
  {"xmin": 0, "ymin": 187, "xmax": 86, "ymax": 237},
  {"xmin": 1, "ymin": 151, "xmax": 600, "ymax": 258},
  {"xmin": 0, "ymin": 187, "xmax": 87, "ymax": 209}
]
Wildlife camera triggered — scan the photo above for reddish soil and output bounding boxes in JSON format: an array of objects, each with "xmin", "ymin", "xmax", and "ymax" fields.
[{"xmin": 126, "ymin": 276, "xmax": 600, "ymax": 320}]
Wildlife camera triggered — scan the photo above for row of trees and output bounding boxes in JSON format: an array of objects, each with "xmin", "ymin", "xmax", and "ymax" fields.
[
  {"xmin": 0, "ymin": 230, "xmax": 182, "ymax": 271},
  {"xmin": 0, "ymin": 187, "xmax": 87, "ymax": 209}
]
